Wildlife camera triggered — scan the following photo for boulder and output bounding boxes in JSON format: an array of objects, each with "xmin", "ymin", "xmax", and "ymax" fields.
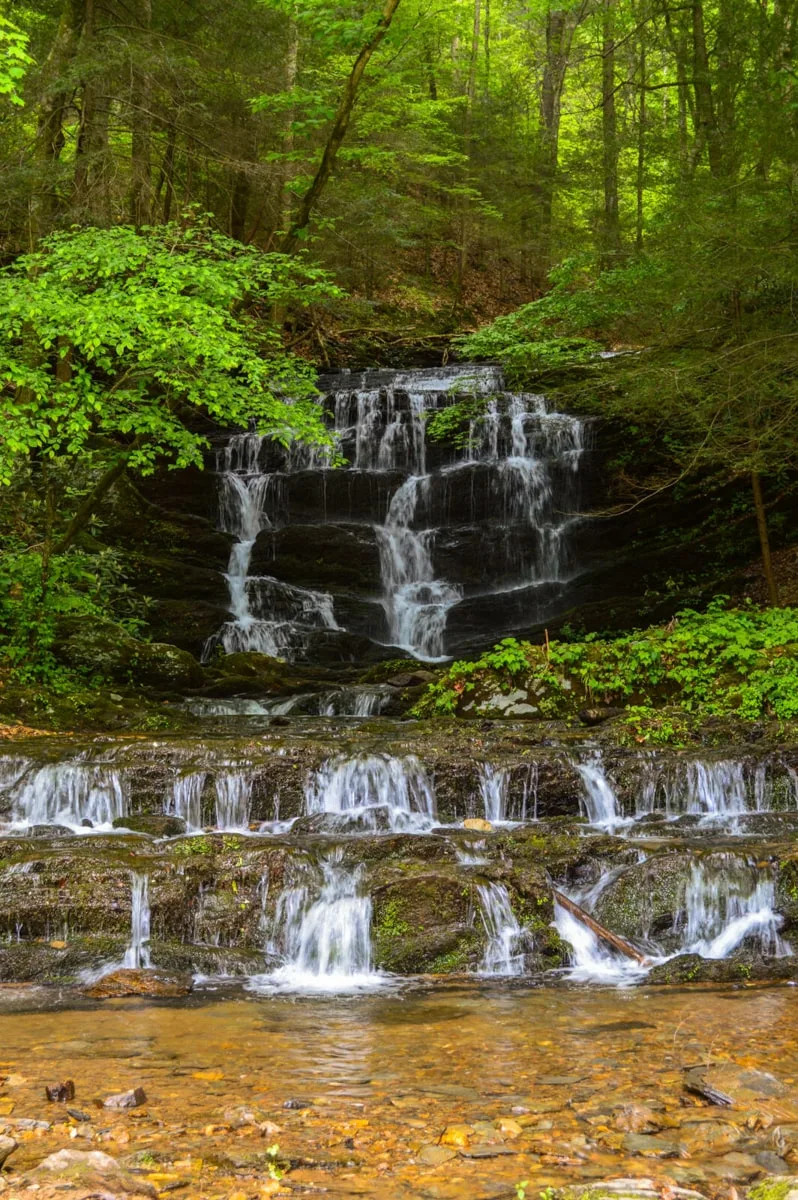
[
  {"xmin": 128, "ymin": 643, "xmax": 203, "ymax": 691},
  {"xmin": 26, "ymin": 1148, "xmax": 157, "ymax": 1196},
  {"xmin": 112, "ymin": 814, "xmax": 187, "ymax": 838},
  {"xmin": 83, "ymin": 968, "xmax": 193, "ymax": 999},
  {"xmin": 55, "ymin": 616, "xmax": 203, "ymax": 692},
  {"xmin": 0, "ymin": 1136, "xmax": 16, "ymax": 1169}
]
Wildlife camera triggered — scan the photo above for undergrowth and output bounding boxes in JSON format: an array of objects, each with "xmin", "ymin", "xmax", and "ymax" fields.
[{"xmin": 412, "ymin": 600, "xmax": 798, "ymax": 734}]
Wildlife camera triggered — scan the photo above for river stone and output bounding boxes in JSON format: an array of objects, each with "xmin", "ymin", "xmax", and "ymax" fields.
[
  {"xmin": 418, "ymin": 1145, "xmax": 457, "ymax": 1166},
  {"xmin": 689, "ymin": 1064, "xmax": 790, "ymax": 1105},
  {"xmin": 104, "ymin": 1087, "xmax": 147, "ymax": 1110},
  {"xmin": 621, "ymin": 1132, "xmax": 682, "ymax": 1158},
  {"xmin": 27, "ymin": 1148, "xmax": 157, "ymax": 1196},
  {"xmin": 613, "ymin": 1104, "xmax": 662, "ymax": 1134},
  {"xmin": 83, "ymin": 968, "xmax": 193, "ymax": 999},
  {"xmin": 0, "ymin": 1137, "xmax": 17, "ymax": 1168}
]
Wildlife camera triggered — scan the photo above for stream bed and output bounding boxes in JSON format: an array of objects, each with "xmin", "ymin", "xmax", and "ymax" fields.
[{"xmin": 1, "ymin": 982, "xmax": 798, "ymax": 1197}]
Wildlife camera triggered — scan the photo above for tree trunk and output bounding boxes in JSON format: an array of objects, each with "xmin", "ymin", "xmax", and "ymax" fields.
[
  {"xmin": 30, "ymin": 0, "xmax": 85, "ymax": 240},
  {"xmin": 130, "ymin": 0, "xmax": 153, "ymax": 227},
  {"xmin": 73, "ymin": 0, "xmax": 110, "ymax": 223},
  {"xmin": 536, "ymin": 8, "xmax": 571, "ymax": 270},
  {"xmin": 280, "ymin": 0, "xmax": 402, "ymax": 253},
  {"xmin": 600, "ymin": 0, "xmax": 621, "ymax": 266},
  {"xmin": 156, "ymin": 123, "xmax": 178, "ymax": 222},
  {"xmin": 691, "ymin": 0, "xmax": 723, "ymax": 176},
  {"xmin": 751, "ymin": 471, "xmax": 780, "ymax": 606},
  {"xmin": 273, "ymin": 15, "xmax": 299, "ymax": 242},
  {"xmin": 53, "ymin": 454, "xmax": 132, "ymax": 556},
  {"xmin": 636, "ymin": 17, "xmax": 646, "ymax": 250}
]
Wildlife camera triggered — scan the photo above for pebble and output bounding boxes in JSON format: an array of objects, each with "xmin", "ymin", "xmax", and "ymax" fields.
[
  {"xmin": 0, "ymin": 1137, "xmax": 17, "ymax": 1169},
  {"xmin": 104, "ymin": 1087, "xmax": 147, "ymax": 1110},
  {"xmin": 418, "ymin": 1145, "xmax": 457, "ymax": 1165}
]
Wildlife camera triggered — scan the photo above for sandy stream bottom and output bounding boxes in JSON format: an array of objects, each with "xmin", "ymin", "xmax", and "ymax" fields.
[{"xmin": 1, "ymin": 981, "xmax": 797, "ymax": 1198}]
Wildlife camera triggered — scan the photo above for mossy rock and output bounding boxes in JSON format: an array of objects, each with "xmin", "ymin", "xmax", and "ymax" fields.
[
  {"xmin": 372, "ymin": 872, "xmax": 478, "ymax": 972},
  {"xmin": 112, "ymin": 814, "xmax": 187, "ymax": 837},
  {"xmin": 592, "ymin": 852, "xmax": 693, "ymax": 946},
  {"xmin": 647, "ymin": 952, "xmax": 798, "ymax": 984},
  {"xmin": 129, "ymin": 642, "xmax": 204, "ymax": 691}
]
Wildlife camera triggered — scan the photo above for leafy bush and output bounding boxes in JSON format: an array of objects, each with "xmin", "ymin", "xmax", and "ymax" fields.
[{"xmin": 414, "ymin": 601, "xmax": 798, "ymax": 725}]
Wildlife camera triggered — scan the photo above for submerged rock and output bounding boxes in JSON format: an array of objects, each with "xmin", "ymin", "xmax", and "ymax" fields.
[
  {"xmin": 0, "ymin": 1136, "xmax": 17, "ymax": 1169},
  {"xmin": 25, "ymin": 1148, "xmax": 157, "ymax": 1196},
  {"xmin": 104, "ymin": 1087, "xmax": 147, "ymax": 1110},
  {"xmin": 83, "ymin": 968, "xmax": 193, "ymax": 999}
]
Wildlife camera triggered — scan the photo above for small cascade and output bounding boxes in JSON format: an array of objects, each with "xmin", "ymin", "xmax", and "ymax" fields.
[
  {"xmin": 123, "ymin": 873, "xmax": 152, "ymax": 970},
  {"xmin": 376, "ymin": 476, "xmax": 461, "ymax": 660},
  {"xmin": 306, "ymin": 754, "xmax": 436, "ymax": 832},
  {"xmin": 215, "ymin": 772, "xmax": 253, "ymax": 830},
  {"xmin": 168, "ymin": 772, "xmax": 206, "ymax": 831},
  {"xmin": 679, "ymin": 856, "xmax": 790, "ymax": 959},
  {"xmin": 204, "ymin": 430, "xmax": 339, "ymax": 663},
  {"xmin": 634, "ymin": 757, "xmax": 795, "ymax": 822},
  {"xmin": 477, "ymin": 883, "xmax": 525, "ymax": 976},
  {"xmin": 479, "ymin": 764, "xmax": 509, "ymax": 823},
  {"xmin": 575, "ymin": 754, "xmax": 622, "ymax": 827},
  {"xmin": 254, "ymin": 850, "xmax": 378, "ymax": 991},
  {"xmin": 8, "ymin": 761, "xmax": 128, "ymax": 830}
]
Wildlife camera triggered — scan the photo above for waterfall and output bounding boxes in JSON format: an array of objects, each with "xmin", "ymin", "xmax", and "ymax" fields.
[
  {"xmin": 123, "ymin": 873, "xmax": 152, "ymax": 970},
  {"xmin": 376, "ymin": 476, "xmax": 462, "ymax": 660},
  {"xmin": 554, "ymin": 852, "xmax": 791, "ymax": 984},
  {"xmin": 9, "ymin": 761, "xmax": 128, "ymax": 830},
  {"xmin": 214, "ymin": 772, "xmax": 253, "ymax": 830},
  {"xmin": 679, "ymin": 856, "xmax": 790, "ymax": 959},
  {"xmin": 634, "ymin": 757, "xmax": 791, "ymax": 821},
  {"xmin": 477, "ymin": 883, "xmax": 525, "ymax": 976},
  {"xmin": 575, "ymin": 753, "xmax": 622, "ymax": 827},
  {"xmin": 168, "ymin": 772, "xmax": 206, "ymax": 830},
  {"xmin": 252, "ymin": 850, "xmax": 378, "ymax": 992},
  {"xmin": 479, "ymin": 764, "xmax": 509, "ymax": 823},
  {"xmin": 306, "ymin": 754, "xmax": 436, "ymax": 831},
  {"xmin": 204, "ymin": 430, "xmax": 339, "ymax": 663},
  {"xmin": 206, "ymin": 365, "xmax": 588, "ymax": 665}
]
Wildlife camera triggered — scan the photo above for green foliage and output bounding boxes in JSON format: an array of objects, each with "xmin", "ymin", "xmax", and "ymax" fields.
[
  {"xmin": 0, "ymin": 16, "xmax": 33, "ymax": 107},
  {"xmin": 0, "ymin": 546, "xmax": 138, "ymax": 685},
  {"xmin": 426, "ymin": 396, "xmax": 489, "ymax": 448},
  {"xmin": 0, "ymin": 220, "xmax": 339, "ymax": 484},
  {"xmin": 415, "ymin": 602, "xmax": 798, "ymax": 729}
]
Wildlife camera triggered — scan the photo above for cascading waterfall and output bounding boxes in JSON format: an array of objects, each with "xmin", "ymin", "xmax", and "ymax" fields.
[
  {"xmin": 205, "ymin": 364, "xmax": 587, "ymax": 665},
  {"xmin": 555, "ymin": 853, "xmax": 791, "ymax": 984},
  {"xmin": 8, "ymin": 761, "xmax": 128, "ymax": 830},
  {"xmin": 305, "ymin": 754, "xmax": 436, "ymax": 832},
  {"xmin": 575, "ymin": 753, "xmax": 622, "ymax": 827},
  {"xmin": 168, "ymin": 772, "xmax": 206, "ymax": 831},
  {"xmin": 678, "ymin": 856, "xmax": 790, "ymax": 959},
  {"xmin": 123, "ymin": 873, "xmax": 152, "ymax": 970},
  {"xmin": 479, "ymin": 764, "xmax": 509, "ymax": 823},
  {"xmin": 252, "ymin": 849, "xmax": 378, "ymax": 991},
  {"xmin": 204, "ymin": 431, "xmax": 339, "ymax": 662},
  {"xmin": 477, "ymin": 883, "xmax": 525, "ymax": 976},
  {"xmin": 215, "ymin": 772, "xmax": 253, "ymax": 831},
  {"xmin": 634, "ymin": 757, "xmax": 794, "ymax": 820}
]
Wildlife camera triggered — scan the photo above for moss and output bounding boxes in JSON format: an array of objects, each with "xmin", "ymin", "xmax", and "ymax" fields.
[{"xmin": 748, "ymin": 1180, "xmax": 798, "ymax": 1200}]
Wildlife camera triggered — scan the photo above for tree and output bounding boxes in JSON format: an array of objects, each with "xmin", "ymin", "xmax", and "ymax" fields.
[
  {"xmin": 0, "ymin": 15, "xmax": 33, "ymax": 107},
  {"xmin": 0, "ymin": 220, "xmax": 339, "ymax": 550}
]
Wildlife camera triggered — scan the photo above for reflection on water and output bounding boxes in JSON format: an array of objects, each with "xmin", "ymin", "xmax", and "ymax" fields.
[{"xmin": 0, "ymin": 984, "xmax": 796, "ymax": 1196}]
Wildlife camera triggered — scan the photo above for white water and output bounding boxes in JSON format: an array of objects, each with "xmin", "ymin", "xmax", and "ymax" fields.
[
  {"xmin": 8, "ymin": 761, "xmax": 128, "ymax": 831},
  {"xmin": 479, "ymin": 764, "xmax": 510, "ymax": 823},
  {"xmin": 555, "ymin": 852, "xmax": 791, "ymax": 984},
  {"xmin": 477, "ymin": 882, "xmax": 525, "ymax": 975},
  {"xmin": 123, "ymin": 873, "xmax": 152, "ymax": 969},
  {"xmin": 306, "ymin": 754, "xmax": 436, "ymax": 832},
  {"xmin": 251, "ymin": 850, "xmax": 380, "ymax": 992},
  {"xmin": 204, "ymin": 431, "xmax": 339, "ymax": 662},
  {"xmin": 168, "ymin": 772, "xmax": 206, "ymax": 830},
  {"xmin": 575, "ymin": 753, "xmax": 622, "ymax": 828},
  {"xmin": 634, "ymin": 757, "xmax": 791, "ymax": 821},
  {"xmin": 376, "ymin": 476, "xmax": 462, "ymax": 660},
  {"xmin": 215, "ymin": 772, "xmax": 253, "ymax": 830},
  {"xmin": 207, "ymin": 366, "xmax": 587, "ymax": 663}
]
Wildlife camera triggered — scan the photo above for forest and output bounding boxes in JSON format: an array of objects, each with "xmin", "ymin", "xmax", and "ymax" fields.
[{"xmin": 2, "ymin": 1, "xmax": 798, "ymax": 1198}]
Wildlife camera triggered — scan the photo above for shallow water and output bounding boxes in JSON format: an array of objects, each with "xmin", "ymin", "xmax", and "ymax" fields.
[{"xmin": 1, "ymin": 982, "xmax": 798, "ymax": 1196}]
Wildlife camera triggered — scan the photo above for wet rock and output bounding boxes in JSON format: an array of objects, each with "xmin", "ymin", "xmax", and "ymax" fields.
[
  {"xmin": 418, "ymin": 1145, "xmax": 457, "ymax": 1166},
  {"xmin": 27, "ymin": 1148, "xmax": 157, "ymax": 1195},
  {"xmin": 283, "ymin": 1098, "xmax": 312, "ymax": 1110},
  {"xmin": 84, "ymin": 968, "xmax": 193, "ymax": 999},
  {"xmin": 28, "ymin": 824, "xmax": 72, "ymax": 838},
  {"xmin": 386, "ymin": 671, "xmax": 437, "ymax": 688},
  {"xmin": 104, "ymin": 1087, "xmax": 147, "ymax": 1110},
  {"xmin": 45, "ymin": 1080, "xmax": 75, "ymax": 1103},
  {"xmin": 613, "ymin": 1104, "xmax": 661, "ymax": 1134},
  {"xmin": 129, "ymin": 643, "xmax": 204, "ymax": 691},
  {"xmin": 649, "ymin": 953, "xmax": 798, "ymax": 985},
  {"xmin": 621, "ymin": 1132, "xmax": 683, "ymax": 1157},
  {"xmin": 679, "ymin": 1119, "xmax": 744, "ymax": 1153},
  {"xmin": 463, "ymin": 818, "xmax": 492, "ymax": 832},
  {"xmin": 111, "ymin": 814, "xmax": 187, "ymax": 837},
  {"xmin": 593, "ymin": 852, "xmax": 693, "ymax": 945},
  {"xmin": 0, "ymin": 1137, "xmax": 17, "ymax": 1168},
  {"xmin": 579, "ymin": 707, "xmax": 624, "ymax": 726},
  {"xmin": 440, "ymin": 1124, "xmax": 473, "ymax": 1148},
  {"xmin": 557, "ymin": 1182, "xmax": 706, "ymax": 1200},
  {"xmin": 687, "ymin": 1064, "xmax": 790, "ymax": 1106},
  {"xmin": 755, "ymin": 1151, "xmax": 792, "ymax": 1174}
]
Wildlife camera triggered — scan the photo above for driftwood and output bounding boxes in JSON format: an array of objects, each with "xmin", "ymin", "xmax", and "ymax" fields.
[{"xmin": 551, "ymin": 886, "xmax": 651, "ymax": 967}]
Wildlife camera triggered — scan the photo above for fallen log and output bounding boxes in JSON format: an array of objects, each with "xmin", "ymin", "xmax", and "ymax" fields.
[{"xmin": 551, "ymin": 886, "xmax": 651, "ymax": 967}]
